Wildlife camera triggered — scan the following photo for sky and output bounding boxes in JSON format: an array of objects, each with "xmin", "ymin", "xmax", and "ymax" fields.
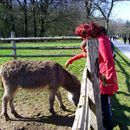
[{"xmin": 112, "ymin": 1, "xmax": 130, "ymax": 21}]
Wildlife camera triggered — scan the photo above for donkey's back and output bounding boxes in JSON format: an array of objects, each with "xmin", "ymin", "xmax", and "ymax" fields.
[{"xmin": 0, "ymin": 60, "xmax": 64, "ymax": 89}]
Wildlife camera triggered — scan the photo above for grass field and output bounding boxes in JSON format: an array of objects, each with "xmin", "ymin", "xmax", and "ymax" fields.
[{"xmin": 0, "ymin": 41, "xmax": 130, "ymax": 130}]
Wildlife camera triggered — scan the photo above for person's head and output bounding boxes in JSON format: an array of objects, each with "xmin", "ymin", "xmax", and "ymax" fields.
[
  {"xmin": 75, "ymin": 22, "xmax": 102, "ymax": 39},
  {"xmin": 74, "ymin": 23, "xmax": 90, "ymax": 39}
]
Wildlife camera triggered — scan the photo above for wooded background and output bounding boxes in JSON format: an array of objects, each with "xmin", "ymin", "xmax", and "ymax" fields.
[{"xmin": 0, "ymin": 0, "xmax": 130, "ymax": 38}]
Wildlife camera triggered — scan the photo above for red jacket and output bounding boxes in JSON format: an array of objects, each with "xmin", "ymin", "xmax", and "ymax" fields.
[{"xmin": 66, "ymin": 34, "xmax": 118, "ymax": 95}]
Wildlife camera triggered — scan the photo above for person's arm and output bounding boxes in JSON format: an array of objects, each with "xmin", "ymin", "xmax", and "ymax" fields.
[
  {"xmin": 80, "ymin": 40, "xmax": 87, "ymax": 52},
  {"xmin": 65, "ymin": 52, "xmax": 87, "ymax": 68}
]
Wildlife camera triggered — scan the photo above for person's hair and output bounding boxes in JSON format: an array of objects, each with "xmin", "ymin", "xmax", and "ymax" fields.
[
  {"xmin": 75, "ymin": 24, "xmax": 90, "ymax": 38},
  {"xmin": 75, "ymin": 22, "xmax": 102, "ymax": 38}
]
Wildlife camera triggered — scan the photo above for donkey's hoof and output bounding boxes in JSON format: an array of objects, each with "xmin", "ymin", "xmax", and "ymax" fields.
[
  {"xmin": 12, "ymin": 111, "xmax": 22, "ymax": 118},
  {"xmin": 4, "ymin": 115, "xmax": 11, "ymax": 121},
  {"xmin": 61, "ymin": 105, "xmax": 67, "ymax": 111},
  {"xmin": 49, "ymin": 109, "xmax": 56, "ymax": 115},
  {"xmin": 1, "ymin": 112, "xmax": 10, "ymax": 121},
  {"xmin": 14, "ymin": 113, "xmax": 22, "ymax": 118},
  {"xmin": 5, "ymin": 116, "xmax": 11, "ymax": 121}
]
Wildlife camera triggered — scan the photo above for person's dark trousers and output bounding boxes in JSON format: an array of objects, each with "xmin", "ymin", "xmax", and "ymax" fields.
[{"xmin": 101, "ymin": 94, "xmax": 113, "ymax": 130}]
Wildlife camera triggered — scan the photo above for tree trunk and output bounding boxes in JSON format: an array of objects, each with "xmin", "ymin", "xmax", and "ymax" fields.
[
  {"xmin": 31, "ymin": 0, "xmax": 37, "ymax": 37},
  {"xmin": 39, "ymin": 0, "xmax": 49, "ymax": 36},
  {"xmin": 40, "ymin": 18, "xmax": 46, "ymax": 37},
  {"xmin": 9, "ymin": 0, "xmax": 15, "ymax": 32},
  {"xmin": 24, "ymin": 0, "xmax": 28, "ymax": 37},
  {"xmin": 84, "ymin": 0, "xmax": 92, "ymax": 22},
  {"xmin": 105, "ymin": 19, "xmax": 109, "ymax": 33}
]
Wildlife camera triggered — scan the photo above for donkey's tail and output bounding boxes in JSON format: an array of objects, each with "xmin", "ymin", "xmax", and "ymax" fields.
[
  {"xmin": 0, "ymin": 66, "xmax": 4, "ymax": 88},
  {"xmin": 0, "ymin": 66, "xmax": 1, "ymax": 75},
  {"xmin": 0, "ymin": 78, "xmax": 3, "ymax": 88}
]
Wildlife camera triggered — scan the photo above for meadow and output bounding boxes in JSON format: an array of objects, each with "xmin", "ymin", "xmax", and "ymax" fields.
[{"xmin": 0, "ymin": 41, "xmax": 130, "ymax": 130}]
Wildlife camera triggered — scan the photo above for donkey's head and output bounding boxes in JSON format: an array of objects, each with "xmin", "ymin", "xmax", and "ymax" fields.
[
  {"xmin": 68, "ymin": 78, "xmax": 81, "ymax": 106},
  {"xmin": 62, "ymin": 68, "xmax": 81, "ymax": 107}
]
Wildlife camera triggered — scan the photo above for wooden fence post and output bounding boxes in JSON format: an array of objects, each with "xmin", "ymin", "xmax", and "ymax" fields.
[
  {"xmin": 86, "ymin": 38, "xmax": 103, "ymax": 130},
  {"xmin": 11, "ymin": 31, "xmax": 17, "ymax": 59},
  {"xmin": 72, "ymin": 38, "xmax": 103, "ymax": 130}
]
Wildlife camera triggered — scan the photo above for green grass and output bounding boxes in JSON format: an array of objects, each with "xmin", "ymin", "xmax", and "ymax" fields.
[
  {"xmin": 112, "ymin": 48, "xmax": 130, "ymax": 130},
  {"xmin": 0, "ymin": 41, "xmax": 130, "ymax": 129}
]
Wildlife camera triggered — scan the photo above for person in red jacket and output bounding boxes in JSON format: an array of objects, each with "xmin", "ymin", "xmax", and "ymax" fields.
[{"xmin": 65, "ymin": 22, "xmax": 118, "ymax": 130}]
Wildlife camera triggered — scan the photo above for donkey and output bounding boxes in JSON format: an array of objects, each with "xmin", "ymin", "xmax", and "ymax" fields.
[{"xmin": 0, "ymin": 60, "xmax": 81, "ymax": 121}]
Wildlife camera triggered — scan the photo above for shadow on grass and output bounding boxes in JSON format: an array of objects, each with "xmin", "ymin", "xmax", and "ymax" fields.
[
  {"xmin": 111, "ymin": 49, "xmax": 130, "ymax": 130},
  {"xmin": 115, "ymin": 50, "xmax": 130, "ymax": 92},
  {"xmin": 10, "ymin": 114, "xmax": 75, "ymax": 127},
  {"xmin": 112, "ymin": 92, "xmax": 130, "ymax": 130}
]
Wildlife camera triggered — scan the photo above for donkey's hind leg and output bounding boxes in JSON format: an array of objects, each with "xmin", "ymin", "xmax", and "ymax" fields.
[
  {"xmin": 1, "ymin": 78, "xmax": 12, "ymax": 121},
  {"xmin": 1, "ymin": 79, "xmax": 18, "ymax": 121},
  {"xmin": 9, "ymin": 96, "xmax": 22, "ymax": 118},
  {"xmin": 56, "ymin": 91, "xmax": 66, "ymax": 111},
  {"xmin": 1, "ymin": 92, "xmax": 10, "ymax": 121}
]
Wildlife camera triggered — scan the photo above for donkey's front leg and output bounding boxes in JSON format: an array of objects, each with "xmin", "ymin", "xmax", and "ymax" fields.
[
  {"xmin": 56, "ymin": 91, "xmax": 66, "ymax": 111},
  {"xmin": 49, "ymin": 91, "xmax": 56, "ymax": 115}
]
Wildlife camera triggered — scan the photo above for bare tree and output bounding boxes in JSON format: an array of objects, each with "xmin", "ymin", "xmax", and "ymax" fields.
[
  {"xmin": 92, "ymin": 0, "xmax": 114, "ymax": 31},
  {"xmin": 17, "ymin": 0, "xmax": 28, "ymax": 37},
  {"xmin": 38, "ymin": 0, "xmax": 49, "ymax": 36},
  {"xmin": 91, "ymin": 0, "xmax": 130, "ymax": 31},
  {"xmin": 36, "ymin": 0, "xmax": 65, "ymax": 36},
  {"xmin": 30, "ymin": 0, "xmax": 37, "ymax": 36},
  {"xmin": 84, "ymin": 0, "xmax": 93, "ymax": 21},
  {"xmin": 0, "ymin": 0, "xmax": 15, "ymax": 32},
  {"xmin": 74, "ymin": 0, "xmax": 130, "ymax": 32}
]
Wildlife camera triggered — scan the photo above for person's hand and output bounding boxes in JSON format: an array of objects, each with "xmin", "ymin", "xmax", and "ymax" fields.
[
  {"xmin": 101, "ymin": 75, "xmax": 112, "ymax": 87},
  {"xmin": 81, "ymin": 47, "xmax": 87, "ymax": 52},
  {"xmin": 101, "ymin": 75, "xmax": 107, "ymax": 86},
  {"xmin": 65, "ymin": 62, "xmax": 69, "ymax": 68}
]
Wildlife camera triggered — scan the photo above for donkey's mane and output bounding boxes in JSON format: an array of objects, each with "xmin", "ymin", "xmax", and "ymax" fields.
[{"xmin": 61, "ymin": 68, "xmax": 81, "ymax": 92}]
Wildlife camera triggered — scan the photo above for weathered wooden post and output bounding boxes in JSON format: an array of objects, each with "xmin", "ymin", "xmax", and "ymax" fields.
[
  {"xmin": 11, "ymin": 31, "xmax": 17, "ymax": 59},
  {"xmin": 86, "ymin": 38, "xmax": 103, "ymax": 130},
  {"xmin": 72, "ymin": 38, "xmax": 103, "ymax": 130}
]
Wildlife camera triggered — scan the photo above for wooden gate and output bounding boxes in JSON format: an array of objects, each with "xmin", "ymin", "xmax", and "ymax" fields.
[{"xmin": 72, "ymin": 39, "xmax": 103, "ymax": 130}]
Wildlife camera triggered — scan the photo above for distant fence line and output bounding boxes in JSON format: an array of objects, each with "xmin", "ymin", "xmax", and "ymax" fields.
[
  {"xmin": 0, "ymin": 46, "xmax": 80, "ymax": 50},
  {"xmin": 0, "ymin": 32, "xmax": 81, "ymax": 59},
  {"xmin": 0, "ymin": 36, "xmax": 81, "ymax": 42}
]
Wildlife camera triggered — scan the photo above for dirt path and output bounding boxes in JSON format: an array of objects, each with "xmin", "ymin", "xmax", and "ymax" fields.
[{"xmin": 0, "ymin": 89, "xmax": 76, "ymax": 130}]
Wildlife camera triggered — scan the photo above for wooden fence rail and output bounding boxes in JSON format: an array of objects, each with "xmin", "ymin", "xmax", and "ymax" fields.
[
  {"xmin": 0, "ymin": 54, "xmax": 76, "ymax": 58},
  {"xmin": 0, "ymin": 46, "xmax": 80, "ymax": 50},
  {"xmin": 0, "ymin": 32, "xmax": 81, "ymax": 59},
  {"xmin": 0, "ymin": 36, "xmax": 80, "ymax": 42}
]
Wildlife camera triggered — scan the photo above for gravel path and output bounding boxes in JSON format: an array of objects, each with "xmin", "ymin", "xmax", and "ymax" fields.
[{"xmin": 113, "ymin": 40, "xmax": 130, "ymax": 59}]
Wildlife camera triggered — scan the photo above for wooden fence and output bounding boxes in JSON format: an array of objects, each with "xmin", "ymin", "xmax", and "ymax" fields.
[
  {"xmin": 72, "ymin": 39, "xmax": 103, "ymax": 130},
  {"xmin": 0, "ymin": 32, "xmax": 81, "ymax": 59},
  {"xmin": 0, "ymin": 33, "xmax": 103, "ymax": 129}
]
